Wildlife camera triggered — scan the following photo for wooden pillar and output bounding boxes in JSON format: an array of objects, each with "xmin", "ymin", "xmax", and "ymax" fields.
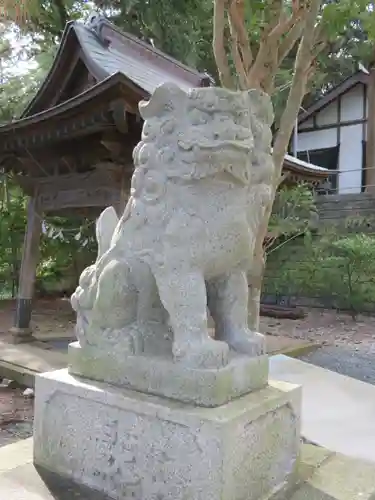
[
  {"xmin": 115, "ymin": 168, "xmax": 129, "ymax": 218},
  {"xmin": 366, "ymin": 67, "xmax": 375, "ymax": 193},
  {"xmin": 10, "ymin": 195, "xmax": 42, "ymax": 342}
]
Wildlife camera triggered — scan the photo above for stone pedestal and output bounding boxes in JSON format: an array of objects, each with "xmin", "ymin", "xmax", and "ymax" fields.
[{"xmin": 34, "ymin": 369, "xmax": 301, "ymax": 500}]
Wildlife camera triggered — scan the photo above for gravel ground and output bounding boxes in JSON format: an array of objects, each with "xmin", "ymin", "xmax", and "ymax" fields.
[
  {"xmin": 260, "ymin": 309, "xmax": 375, "ymax": 346},
  {"xmin": 300, "ymin": 342, "xmax": 375, "ymax": 384},
  {"xmin": 263, "ymin": 309, "xmax": 375, "ymax": 384},
  {"xmin": 0, "ymin": 384, "xmax": 34, "ymax": 448}
]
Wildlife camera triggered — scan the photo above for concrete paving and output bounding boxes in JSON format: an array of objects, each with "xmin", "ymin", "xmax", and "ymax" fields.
[
  {"xmin": 0, "ymin": 340, "xmax": 66, "ymax": 387},
  {"xmin": 270, "ymin": 354, "xmax": 375, "ymax": 464}
]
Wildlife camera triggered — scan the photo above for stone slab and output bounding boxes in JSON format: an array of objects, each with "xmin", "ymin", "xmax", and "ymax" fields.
[
  {"xmin": 270, "ymin": 354, "xmax": 375, "ymax": 463},
  {"xmin": 3, "ymin": 439, "xmax": 375, "ymax": 500},
  {"xmin": 68, "ymin": 341, "xmax": 269, "ymax": 407},
  {"xmin": 291, "ymin": 452, "xmax": 375, "ymax": 500},
  {"xmin": 34, "ymin": 369, "xmax": 301, "ymax": 500}
]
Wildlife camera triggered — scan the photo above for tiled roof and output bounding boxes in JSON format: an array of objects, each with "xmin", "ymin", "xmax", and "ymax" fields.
[
  {"xmin": 22, "ymin": 14, "xmax": 211, "ymax": 117},
  {"xmin": 74, "ymin": 16, "xmax": 210, "ymax": 94},
  {"xmin": 284, "ymin": 154, "xmax": 329, "ymax": 177}
]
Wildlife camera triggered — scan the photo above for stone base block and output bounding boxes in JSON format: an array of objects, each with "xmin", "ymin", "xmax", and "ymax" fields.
[
  {"xmin": 34, "ymin": 369, "xmax": 301, "ymax": 500},
  {"xmin": 8, "ymin": 326, "xmax": 34, "ymax": 344},
  {"xmin": 68, "ymin": 341, "xmax": 269, "ymax": 407}
]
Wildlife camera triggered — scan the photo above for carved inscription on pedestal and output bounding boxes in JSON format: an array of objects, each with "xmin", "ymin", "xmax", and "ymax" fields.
[{"xmin": 40, "ymin": 392, "xmax": 217, "ymax": 499}]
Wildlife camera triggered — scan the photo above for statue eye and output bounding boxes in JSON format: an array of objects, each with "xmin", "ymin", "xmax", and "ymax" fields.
[
  {"xmin": 158, "ymin": 147, "xmax": 175, "ymax": 163},
  {"xmin": 236, "ymin": 110, "xmax": 249, "ymax": 123},
  {"xmin": 161, "ymin": 119, "xmax": 176, "ymax": 135},
  {"xmin": 164, "ymin": 101, "xmax": 174, "ymax": 112}
]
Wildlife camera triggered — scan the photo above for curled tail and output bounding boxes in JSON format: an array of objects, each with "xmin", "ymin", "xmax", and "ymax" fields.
[
  {"xmin": 71, "ymin": 206, "xmax": 119, "ymax": 312},
  {"xmin": 96, "ymin": 206, "xmax": 120, "ymax": 261}
]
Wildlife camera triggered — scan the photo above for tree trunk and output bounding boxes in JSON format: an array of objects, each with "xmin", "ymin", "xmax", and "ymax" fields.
[
  {"xmin": 248, "ymin": 252, "xmax": 265, "ymax": 331},
  {"xmin": 247, "ymin": 0, "xmax": 322, "ymax": 328}
]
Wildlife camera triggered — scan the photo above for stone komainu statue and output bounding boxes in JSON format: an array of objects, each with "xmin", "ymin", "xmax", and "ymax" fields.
[{"xmin": 71, "ymin": 82, "xmax": 274, "ymax": 370}]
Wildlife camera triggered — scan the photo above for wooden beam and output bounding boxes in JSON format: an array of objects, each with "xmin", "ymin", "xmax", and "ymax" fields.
[
  {"xmin": 15, "ymin": 164, "xmax": 133, "ymax": 195},
  {"xmin": 49, "ymin": 51, "xmax": 81, "ymax": 107},
  {"xmin": 10, "ymin": 195, "xmax": 42, "ymax": 342},
  {"xmin": 9, "ymin": 140, "xmax": 134, "ymax": 179},
  {"xmin": 38, "ymin": 186, "xmax": 122, "ymax": 212},
  {"xmin": 298, "ymin": 118, "xmax": 366, "ymax": 134},
  {"xmin": 110, "ymin": 99, "xmax": 129, "ymax": 134},
  {"xmin": 0, "ymin": 105, "xmax": 116, "ymax": 154},
  {"xmin": 115, "ymin": 168, "xmax": 130, "ymax": 217}
]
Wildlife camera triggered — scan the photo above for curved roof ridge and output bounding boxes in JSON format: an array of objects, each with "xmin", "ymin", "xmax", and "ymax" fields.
[
  {"xmin": 21, "ymin": 21, "xmax": 76, "ymax": 118},
  {"xmin": 84, "ymin": 12, "xmax": 211, "ymax": 82},
  {"xmin": 21, "ymin": 14, "xmax": 212, "ymax": 119}
]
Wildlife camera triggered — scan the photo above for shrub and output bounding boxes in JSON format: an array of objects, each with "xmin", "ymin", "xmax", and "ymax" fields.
[{"xmin": 286, "ymin": 231, "xmax": 375, "ymax": 318}]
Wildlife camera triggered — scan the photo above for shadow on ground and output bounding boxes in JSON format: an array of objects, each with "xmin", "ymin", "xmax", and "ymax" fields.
[
  {"xmin": 291, "ymin": 484, "xmax": 347, "ymax": 499},
  {"xmin": 292, "ymin": 483, "xmax": 375, "ymax": 499},
  {"xmin": 1, "ymin": 464, "xmax": 112, "ymax": 500},
  {"xmin": 36, "ymin": 467, "xmax": 113, "ymax": 500}
]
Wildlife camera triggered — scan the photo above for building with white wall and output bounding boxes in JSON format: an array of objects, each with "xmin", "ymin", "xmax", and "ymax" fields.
[{"xmin": 296, "ymin": 67, "xmax": 369, "ymax": 194}]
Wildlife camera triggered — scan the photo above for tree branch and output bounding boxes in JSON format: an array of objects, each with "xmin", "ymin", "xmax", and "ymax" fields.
[
  {"xmin": 213, "ymin": 0, "xmax": 235, "ymax": 88},
  {"xmin": 262, "ymin": 0, "xmax": 284, "ymax": 38},
  {"xmin": 273, "ymin": 0, "xmax": 323, "ymax": 176},
  {"xmin": 228, "ymin": 0, "xmax": 253, "ymax": 71},
  {"xmin": 267, "ymin": 0, "xmax": 303, "ymax": 42},
  {"xmin": 248, "ymin": 0, "xmax": 324, "ymax": 330},
  {"xmin": 248, "ymin": 0, "xmax": 305, "ymax": 91},
  {"xmin": 278, "ymin": 19, "xmax": 304, "ymax": 64},
  {"xmin": 228, "ymin": 18, "xmax": 248, "ymax": 89}
]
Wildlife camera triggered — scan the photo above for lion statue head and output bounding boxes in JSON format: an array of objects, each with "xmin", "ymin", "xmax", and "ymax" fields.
[{"xmin": 126, "ymin": 82, "xmax": 275, "ymax": 235}]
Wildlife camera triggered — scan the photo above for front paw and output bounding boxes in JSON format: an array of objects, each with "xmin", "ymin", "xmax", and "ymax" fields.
[
  {"xmin": 173, "ymin": 337, "xmax": 229, "ymax": 369},
  {"xmin": 225, "ymin": 330, "xmax": 266, "ymax": 357}
]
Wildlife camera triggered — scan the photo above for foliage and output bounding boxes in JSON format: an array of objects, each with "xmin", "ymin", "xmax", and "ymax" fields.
[
  {"xmin": 266, "ymin": 183, "xmax": 317, "ymax": 253},
  {"xmin": 262, "ymin": 183, "xmax": 317, "ymax": 302},
  {"xmin": 0, "ymin": 180, "xmax": 26, "ymax": 298},
  {"xmin": 37, "ymin": 214, "xmax": 97, "ymax": 296},
  {"xmin": 10, "ymin": 0, "xmax": 93, "ymax": 44},
  {"xmin": 266, "ymin": 227, "xmax": 375, "ymax": 318},
  {"xmin": 0, "ymin": 177, "xmax": 96, "ymax": 298}
]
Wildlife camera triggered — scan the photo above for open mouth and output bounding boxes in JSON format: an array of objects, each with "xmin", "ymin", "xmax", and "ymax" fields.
[{"xmin": 178, "ymin": 139, "xmax": 252, "ymax": 153}]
